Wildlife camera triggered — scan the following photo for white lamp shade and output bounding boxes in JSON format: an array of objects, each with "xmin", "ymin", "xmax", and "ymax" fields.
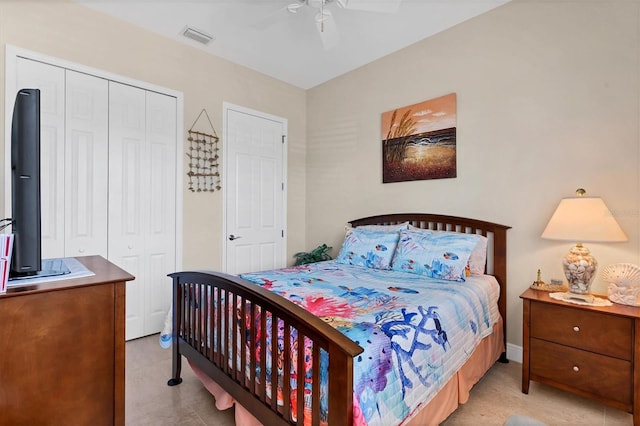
[{"xmin": 541, "ymin": 197, "xmax": 627, "ymax": 242}]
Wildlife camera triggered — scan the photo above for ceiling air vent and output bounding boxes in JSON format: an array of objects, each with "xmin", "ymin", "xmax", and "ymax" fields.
[{"xmin": 182, "ymin": 26, "xmax": 214, "ymax": 45}]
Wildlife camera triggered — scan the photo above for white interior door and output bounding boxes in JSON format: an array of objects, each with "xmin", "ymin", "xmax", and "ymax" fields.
[{"xmin": 224, "ymin": 104, "xmax": 287, "ymax": 275}]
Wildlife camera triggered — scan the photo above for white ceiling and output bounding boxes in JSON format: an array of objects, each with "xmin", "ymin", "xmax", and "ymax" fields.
[{"xmin": 75, "ymin": 0, "xmax": 510, "ymax": 89}]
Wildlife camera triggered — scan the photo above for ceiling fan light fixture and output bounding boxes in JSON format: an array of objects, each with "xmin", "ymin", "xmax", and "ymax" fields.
[
  {"xmin": 181, "ymin": 26, "xmax": 214, "ymax": 44},
  {"xmin": 287, "ymin": 3, "xmax": 303, "ymax": 13},
  {"xmin": 315, "ymin": 10, "xmax": 331, "ymax": 23}
]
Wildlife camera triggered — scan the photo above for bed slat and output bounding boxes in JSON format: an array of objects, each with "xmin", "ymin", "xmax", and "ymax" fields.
[
  {"xmin": 312, "ymin": 344, "xmax": 320, "ymax": 426},
  {"xmin": 260, "ymin": 306, "xmax": 268, "ymax": 402},
  {"xmin": 296, "ymin": 332, "xmax": 304, "ymax": 425},
  {"xmin": 215, "ymin": 287, "xmax": 222, "ymax": 367},
  {"xmin": 239, "ymin": 299, "xmax": 246, "ymax": 383},
  {"xmin": 270, "ymin": 313, "xmax": 279, "ymax": 412},
  {"xmin": 283, "ymin": 323, "xmax": 292, "ymax": 421},
  {"xmin": 249, "ymin": 301, "xmax": 257, "ymax": 392}
]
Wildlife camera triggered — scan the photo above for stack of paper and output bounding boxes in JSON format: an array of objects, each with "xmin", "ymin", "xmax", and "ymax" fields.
[{"xmin": 0, "ymin": 234, "xmax": 13, "ymax": 293}]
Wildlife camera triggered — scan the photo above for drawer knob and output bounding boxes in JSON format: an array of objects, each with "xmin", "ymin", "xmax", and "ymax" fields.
[
  {"xmin": 573, "ymin": 365, "xmax": 580, "ymax": 372},
  {"xmin": 573, "ymin": 326, "xmax": 580, "ymax": 332}
]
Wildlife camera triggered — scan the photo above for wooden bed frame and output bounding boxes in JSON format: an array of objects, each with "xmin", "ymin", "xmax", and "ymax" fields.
[{"xmin": 167, "ymin": 213, "xmax": 511, "ymax": 426}]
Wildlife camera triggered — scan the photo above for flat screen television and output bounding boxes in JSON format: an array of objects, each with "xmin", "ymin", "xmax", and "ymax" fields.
[{"xmin": 10, "ymin": 88, "xmax": 42, "ymax": 278}]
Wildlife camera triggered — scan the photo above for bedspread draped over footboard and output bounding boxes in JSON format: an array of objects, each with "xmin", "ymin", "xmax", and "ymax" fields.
[{"xmin": 168, "ymin": 271, "xmax": 364, "ymax": 426}]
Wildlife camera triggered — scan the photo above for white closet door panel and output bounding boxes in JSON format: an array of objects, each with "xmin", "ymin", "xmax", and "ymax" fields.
[
  {"xmin": 144, "ymin": 92, "xmax": 176, "ymax": 335},
  {"xmin": 15, "ymin": 58, "xmax": 65, "ymax": 259},
  {"xmin": 108, "ymin": 82, "xmax": 149, "ymax": 340},
  {"xmin": 146, "ymin": 252, "xmax": 171, "ymax": 334},
  {"xmin": 121, "ymin": 254, "xmax": 144, "ymax": 340},
  {"xmin": 65, "ymin": 70, "xmax": 109, "ymax": 258}
]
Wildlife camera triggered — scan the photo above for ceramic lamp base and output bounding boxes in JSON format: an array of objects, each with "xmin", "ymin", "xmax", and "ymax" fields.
[{"xmin": 562, "ymin": 243, "xmax": 597, "ymax": 295}]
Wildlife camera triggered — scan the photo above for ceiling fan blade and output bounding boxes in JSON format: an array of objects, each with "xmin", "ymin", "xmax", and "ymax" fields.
[
  {"xmin": 250, "ymin": 3, "xmax": 290, "ymax": 30},
  {"xmin": 316, "ymin": 10, "xmax": 339, "ymax": 50},
  {"xmin": 336, "ymin": 0, "xmax": 401, "ymax": 13}
]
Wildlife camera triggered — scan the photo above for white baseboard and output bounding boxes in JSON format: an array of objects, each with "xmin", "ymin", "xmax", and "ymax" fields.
[{"xmin": 506, "ymin": 343, "xmax": 523, "ymax": 363}]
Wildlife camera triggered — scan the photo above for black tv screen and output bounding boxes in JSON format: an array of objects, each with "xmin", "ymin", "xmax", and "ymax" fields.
[{"xmin": 10, "ymin": 88, "xmax": 42, "ymax": 277}]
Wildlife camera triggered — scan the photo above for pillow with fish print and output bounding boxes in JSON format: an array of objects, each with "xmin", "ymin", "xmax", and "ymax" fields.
[
  {"xmin": 407, "ymin": 225, "xmax": 488, "ymax": 276},
  {"xmin": 391, "ymin": 229, "xmax": 478, "ymax": 281},
  {"xmin": 335, "ymin": 228, "xmax": 400, "ymax": 270}
]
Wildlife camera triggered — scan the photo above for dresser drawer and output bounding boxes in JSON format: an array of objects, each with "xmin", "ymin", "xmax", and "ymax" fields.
[
  {"xmin": 530, "ymin": 338, "xmax": 632, "ymax": 407},
  {"xmin": 531, "ymin": 302, "xmax": 632, "ymax": 359}
]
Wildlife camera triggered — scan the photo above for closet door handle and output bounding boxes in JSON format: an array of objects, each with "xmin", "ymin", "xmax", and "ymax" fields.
[{"xmin": 228, "ymin": 234, "xmax": 242, "ymax": 241}]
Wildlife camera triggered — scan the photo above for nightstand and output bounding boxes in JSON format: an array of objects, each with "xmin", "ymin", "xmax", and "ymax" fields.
[{"xmin": 521, "ymin": 288, "xmax": 640, "ymax": 425}]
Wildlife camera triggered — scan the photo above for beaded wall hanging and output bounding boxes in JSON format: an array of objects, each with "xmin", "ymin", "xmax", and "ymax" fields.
[{"xmin": 187, "ymin": 108, "xmax": 221, "ymax": 192}]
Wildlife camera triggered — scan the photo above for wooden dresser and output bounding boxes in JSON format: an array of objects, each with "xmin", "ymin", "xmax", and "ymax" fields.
[
  {"xmin": 521, "ymin": 288, "xmax": 640, "ymax": 425},
  {"xmin": 0, "ymin": 256, "xmax": 134, "ymax": 426}
]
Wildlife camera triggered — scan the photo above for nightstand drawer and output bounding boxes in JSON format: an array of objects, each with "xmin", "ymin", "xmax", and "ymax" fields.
[
  {"xmin": 531, "ymin": 302, "xmax": 632, "ymax": 359},
  {"xmin": 530, "ymin": 338, "xmax": 632, "ymax": 407}
]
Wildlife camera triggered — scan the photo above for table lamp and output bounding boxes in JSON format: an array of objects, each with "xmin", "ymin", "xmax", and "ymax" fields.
[{"xmin": 541, "ymin": 188, "xmax": 627, "ymax": 302}]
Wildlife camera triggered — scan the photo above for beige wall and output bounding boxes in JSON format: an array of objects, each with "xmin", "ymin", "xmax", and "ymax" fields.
[
  {"xmin": 2, "ymin": 0, "xmax": 639, "ymax": 351},
  {"xmin": 0, "ymin": 1, "xmax": 307, "ymax": 271},
  {"xmin": 306, "ymin": 0, "xmax": 640, "ymax": 349}
]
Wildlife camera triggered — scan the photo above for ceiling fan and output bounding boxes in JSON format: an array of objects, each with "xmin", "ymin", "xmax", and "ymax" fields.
[
  {"xmin": 256, "ymin": 0, "xmax": 402, "ymax": 50},
  {"xmin": 287, "ymin": 0, "xmax": 341, "ymax": 49}
]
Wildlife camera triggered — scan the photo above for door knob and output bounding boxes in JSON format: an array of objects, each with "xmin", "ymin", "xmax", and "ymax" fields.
[{"xmin": 228, "ymin": 234, "xmax": 242, "ymax": 241}]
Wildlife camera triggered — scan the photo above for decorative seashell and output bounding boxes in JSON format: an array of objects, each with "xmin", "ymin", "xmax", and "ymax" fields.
[
  {"xmin": 602, "ymin": 263, "xmax": 640, "ymax": 306},
  {"xmin": 601, "ymin": 263, "xmax": 640, "ymax": 287}
]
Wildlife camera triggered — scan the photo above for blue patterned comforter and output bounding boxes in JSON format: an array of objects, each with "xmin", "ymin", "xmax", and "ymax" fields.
[{"xmin": 240, "ymin": 260, "xmax": 500, "ymax": 426}]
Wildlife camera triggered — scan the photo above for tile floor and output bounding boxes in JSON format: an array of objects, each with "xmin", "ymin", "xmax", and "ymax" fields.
[{"xmin": 126, "ymin": 334, "xmax": 633, "ymax": 425}]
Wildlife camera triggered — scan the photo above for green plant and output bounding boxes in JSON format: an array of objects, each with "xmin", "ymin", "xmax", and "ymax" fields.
[{"xmin": 293, "ymin": 244, "xmax": 333, "ymax": 265}]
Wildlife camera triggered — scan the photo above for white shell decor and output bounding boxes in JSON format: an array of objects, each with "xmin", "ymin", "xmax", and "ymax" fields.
[
  {"xmin": 602, "ymin": 263, "xmax": 640, "ymax": 306},
  {"xmin": 562, "ymin": 246, "xmax": 597, "ymax": 294}
]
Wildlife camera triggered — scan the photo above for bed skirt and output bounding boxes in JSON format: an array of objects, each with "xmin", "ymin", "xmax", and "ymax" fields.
[{"xmin": 189, "ymin": 317, "xmax": 505, "ymax": 426}]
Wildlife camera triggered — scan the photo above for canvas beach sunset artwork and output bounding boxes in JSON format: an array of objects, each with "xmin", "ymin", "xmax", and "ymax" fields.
[{"xmin": 381, "ymin": 93, "xmax": 457, "ymax": 183}]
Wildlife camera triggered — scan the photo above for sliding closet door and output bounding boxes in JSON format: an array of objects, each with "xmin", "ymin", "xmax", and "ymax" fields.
[
  {"xmin": 14, "ymin": 58, "xmax": 65, "ymax": 259},
  {"xmin": 109, "ymin": 82, "xmax": 176, "ymax": 339},
  {"xmin": 64, "ymin": 70, "xmax": 109, "ymax": 258}
]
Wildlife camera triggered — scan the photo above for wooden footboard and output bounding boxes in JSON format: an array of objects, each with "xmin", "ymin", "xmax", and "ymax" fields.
[{"xmin": 167, "ymin": 270, "xmax": 363, "ymax": 426}]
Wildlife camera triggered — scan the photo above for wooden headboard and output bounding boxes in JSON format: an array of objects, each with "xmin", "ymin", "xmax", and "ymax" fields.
[{"xmin": 349, "ymin": 213, "xmax": 511, "ymax": 360}]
